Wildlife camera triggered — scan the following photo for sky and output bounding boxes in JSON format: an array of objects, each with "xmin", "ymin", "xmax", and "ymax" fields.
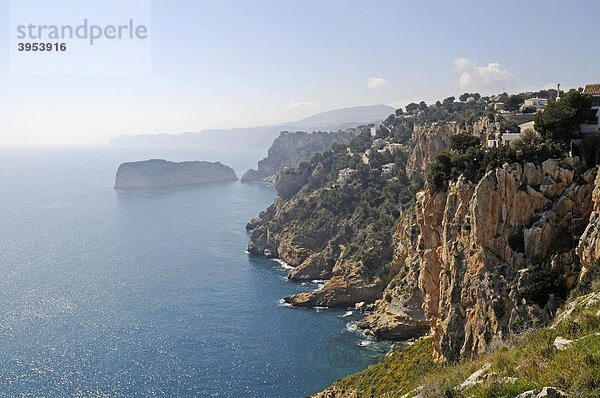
[{"xmin": 0, "ymin": 0, "xmax": 599, "ymax": 146}]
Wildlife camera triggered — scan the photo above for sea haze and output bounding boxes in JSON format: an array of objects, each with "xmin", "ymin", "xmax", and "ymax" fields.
[{"xmin": 0, "ymin": 146, "xmax": 389, "ymax": 397}]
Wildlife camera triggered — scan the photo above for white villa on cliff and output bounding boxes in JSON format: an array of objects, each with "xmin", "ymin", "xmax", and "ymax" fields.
[
  {"xmin": 338, "ymin": 168, "xmax": 355, "ymax": 183},
  {"xmin": 382, "ymin": 163, "xmax": 395, "ymax": 174},
  {"xmin": 582, "ymin": 84, "xmax": 600, "ymax": 134}
]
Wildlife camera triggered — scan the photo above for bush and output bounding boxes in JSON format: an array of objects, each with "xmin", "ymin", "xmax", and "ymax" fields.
[{"xmin": 517, "ymin": 264, "xmax": 568, "ymax": 307}]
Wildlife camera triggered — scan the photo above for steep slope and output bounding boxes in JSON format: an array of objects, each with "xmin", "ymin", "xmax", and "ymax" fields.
[{"xmin": 247, "ymin": 95, "xmax": 600, "ymax": 368}]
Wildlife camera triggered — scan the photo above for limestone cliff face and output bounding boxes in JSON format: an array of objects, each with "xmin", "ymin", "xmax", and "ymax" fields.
[
  {"xmin": 406, "ymin": 117, "xmax": 499, "ymax": 178},
  {"xmin": 406, "ymin": 123, "xmax": 455, "ymax": 179},
  {"xmin": 576, "ymin": 171, "xmax": 600, "ymax": 274},
  {"xmin": 248, "ymin": 112, "xmax": 599, "ymax": 364},
  {"xmin": 357, "ymin": 216, "xmax": 431, "ymax": 340},
  {"xmin": 415, "ymin": 160, "xmax": 595, "ymax": 361}
]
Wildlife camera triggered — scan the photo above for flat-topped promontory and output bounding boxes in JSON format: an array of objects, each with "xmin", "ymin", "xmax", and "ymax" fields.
[{"xmin": 114, "ymin": 159, "xmax": 237, "ymax": 190}]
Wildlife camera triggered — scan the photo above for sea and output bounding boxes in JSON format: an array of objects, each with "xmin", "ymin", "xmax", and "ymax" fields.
[{"xmin": 0, "ymin": 145, "xmax": 390, "ymax": 397}]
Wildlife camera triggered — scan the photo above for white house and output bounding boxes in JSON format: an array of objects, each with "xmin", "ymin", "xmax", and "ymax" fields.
[
  {"xmin": 338, "ymin": 168, "xmax": 355, "ymax": 183},
  {"xmin": 487, "ymin": 139, "xmax": 500, "ymax": 148},
  {"xmin": 372, "ymin": 138, "xmax": 385, "ymax": 148},
  {"xmin": 581, "ymin": 84, "xmax": 600, "ymax": 134},
  {"xmin": 383, "ymin": 143, "xmax": 403, "ymax": 153},
  {"xmin": 382, "ymin": 163, "xmax": 395, "ymax": 174},
  {"xmin": 370, "ymin": 127, "xmax": 377, "ymax": 136},
  {"xmin": 519, "ymin": 121, "xmax": 536, "ymax": 133},
  {"xmin": 523, "ymin": 98, "xmax": 548, "ymax": 109}
]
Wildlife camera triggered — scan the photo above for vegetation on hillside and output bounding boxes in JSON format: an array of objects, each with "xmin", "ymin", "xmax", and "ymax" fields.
[
  {"xmin": 268, "ymin": 131, "xmax": 423, "ymax": 275},
  {"xmin": 426, "ymin": 89, "xmax": 598, "ymax": 192},
  {"xmin": 320, "ymin": 266, "xmax": 600, "ymax": 397}
]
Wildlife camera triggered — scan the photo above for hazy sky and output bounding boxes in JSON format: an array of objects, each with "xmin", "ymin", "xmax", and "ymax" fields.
[{"xmin": 0, "ymin": 0, "xmax": 599, "ymax": 146}]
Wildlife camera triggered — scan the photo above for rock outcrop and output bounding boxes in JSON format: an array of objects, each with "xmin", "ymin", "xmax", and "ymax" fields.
[
  {"xmin": 357, "ymin": 216, "xmax": 430, "ymax": 340},
  {"xmin": 406, "ymin": 117, "xmax": 500, "ymax": 178},
  {"xmin": 247, "ymin": 106, "xmax": 600, "ymax": 365},
  {"xmin": 576, "ymin": 170, "xmax": 600, "ymax": 274},
  {"xmin": 416, "ymin": 160, "xmax": 595, "ymax": 361},
  {"xmin": 406, "ymin": 123, "xmax": 455, "ymax": 179},
  {"xmin": 114, "ymin": 159, "xmax": 237, "ymax": 190}
]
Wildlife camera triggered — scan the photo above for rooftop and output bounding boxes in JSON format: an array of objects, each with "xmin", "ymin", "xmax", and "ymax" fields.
[{"xmin": 583, "ymin": 84, "xmax": 600, "ymax": 95}]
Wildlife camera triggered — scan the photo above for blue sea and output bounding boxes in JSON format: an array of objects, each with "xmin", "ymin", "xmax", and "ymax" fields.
[{"xmin": 0, "ymin": 146, "xmax": 389, "ymax": 397}]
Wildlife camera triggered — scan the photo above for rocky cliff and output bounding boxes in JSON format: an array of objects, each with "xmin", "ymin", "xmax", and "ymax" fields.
[
  {"xmin": 247, "ymin": 103, "xmax": 600, "ymax": 365},
  {"xmin": 414, "ymin": 159, "xmax": 595, "ymax": 361},
  {"xmin": 114, "ymin": 159, "xmax": 237, "ymax": 190},
  {"xmin": 241, "ymin": 130, "xmax": 360, "ymax": 182},
  {"xmin": 406, "ymin": 117, "xmax": 500, "ymax": 178}
]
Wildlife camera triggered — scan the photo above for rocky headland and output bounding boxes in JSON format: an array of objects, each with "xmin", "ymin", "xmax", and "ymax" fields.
[{"xmin": 246, "ymin": 91, "xmax": 600, "ymax": 396}]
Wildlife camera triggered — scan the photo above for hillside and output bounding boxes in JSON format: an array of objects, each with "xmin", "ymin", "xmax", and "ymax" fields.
[
  {"xmin": 109, "ymin": 105, "xmax": 394, "ymax": 148},
  {"xmin": 315, "ymin": 287, "xmax": 600, "ymax": 397},
  {"xmin": 246, "ymin": 90, "xmax": 600, "ymax": 396}
]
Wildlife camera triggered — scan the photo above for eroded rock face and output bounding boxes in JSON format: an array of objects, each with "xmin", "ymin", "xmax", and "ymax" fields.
[
  {"xmin": 357, "ymin": 217, "xmax": 430, "ymax": 339},
  {"xmin": 417, "ymin": 161, "xmax": 595, "ymax": 361},
  {"xmin": 406, "ymin": 123, "xmax": 455, "ymax": 179},
  {"xmin": 576, "ymin": 170, "xmax": 600, "ymax": 274},
  {"xmin": 406, "ymin": 117, "xmax": 500, "ymax": 179}
]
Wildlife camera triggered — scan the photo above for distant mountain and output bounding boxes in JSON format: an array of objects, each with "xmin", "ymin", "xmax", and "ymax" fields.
[{"xmin": 109, "ymin": 105, "xmax": 395, "ymax": 148}]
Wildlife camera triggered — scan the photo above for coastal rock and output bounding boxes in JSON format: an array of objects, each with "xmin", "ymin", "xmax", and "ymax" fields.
[
  {"xmin": 284, "ymin": 273, "xmax": 386, "ymax": 307},
  {"xmin": 406, "ymin": 123, "xmax": 455, "ymax": 178},
  {"xmin": 358, "ymin": 217, "xmax": 430, "ymax": 339},
  {"xmin": 417, "ymin": 161, "xmax": 595, "ymax": 361},
  {"xmin": 114, "ymin": 159, "xmax": 237, "ymax": 190},
  {"xmin": 576, "ymin": 169, "xmax": 600, "ymax": 274}
]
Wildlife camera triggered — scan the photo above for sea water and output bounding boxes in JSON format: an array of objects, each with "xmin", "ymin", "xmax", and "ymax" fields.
[{"xmin": 0, "ymin": 146, "xmax": 390, "ymax": 397}]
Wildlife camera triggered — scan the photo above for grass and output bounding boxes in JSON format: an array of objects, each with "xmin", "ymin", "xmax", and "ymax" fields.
[
  {"xmin": 327, "ymin": 338, "xmax": 434, "ymax": 397},
  {"xmin": 317, "ymin": 293, "xmax": 600, "ymax": 398}
]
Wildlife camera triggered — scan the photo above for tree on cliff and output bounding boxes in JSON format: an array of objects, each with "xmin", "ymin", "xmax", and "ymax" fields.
[
  {"xmin": 534, "ymin": 90, "xmax": 597, "ymax": 143},
  {"xmin": 449, "ymin": 133, "xmax": 481, "ymax": 154}
]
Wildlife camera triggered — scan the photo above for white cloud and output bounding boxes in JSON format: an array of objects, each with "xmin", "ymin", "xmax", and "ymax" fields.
[
  {"xmin": 366, "ymin": 77, "xmax": 388, "ymax": 90},
  {"xmin": 453, "ymin": 58, "xmax": 516, "ymax": 90}
]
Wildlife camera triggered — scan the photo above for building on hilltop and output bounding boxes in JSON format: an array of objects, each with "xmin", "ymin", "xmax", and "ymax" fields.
[
  {"xmin": 523, "ymin": 98, "xmax": 548, "ymax": 109},
  {"xmin": 383, "ymin": 143, "xmax": 403, "ymax": 153},
  {"xmin": 372, "ymin": 138, "xmax": 385, "ymax": 148},
  {"xmin": 338, "ymin": 168, "xmax": 355, "ymax": 184},
  {"xmin": 382, "ymin": 163, "xmax": 395, "ymax": 175},
  {"xmin": 581, "ymin": 84, "xmax": 600, "ymax": 134},
  {"xmin": 487, "ymin": 139, "xmax": 500, "ymax": 148},
  {"xmin": 519, "ymin": 121, "xmax": 536, "ymax": 133},
  {"xmin": 502, "ymin": 133, "xmax": 522, "ymax": 146}
]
